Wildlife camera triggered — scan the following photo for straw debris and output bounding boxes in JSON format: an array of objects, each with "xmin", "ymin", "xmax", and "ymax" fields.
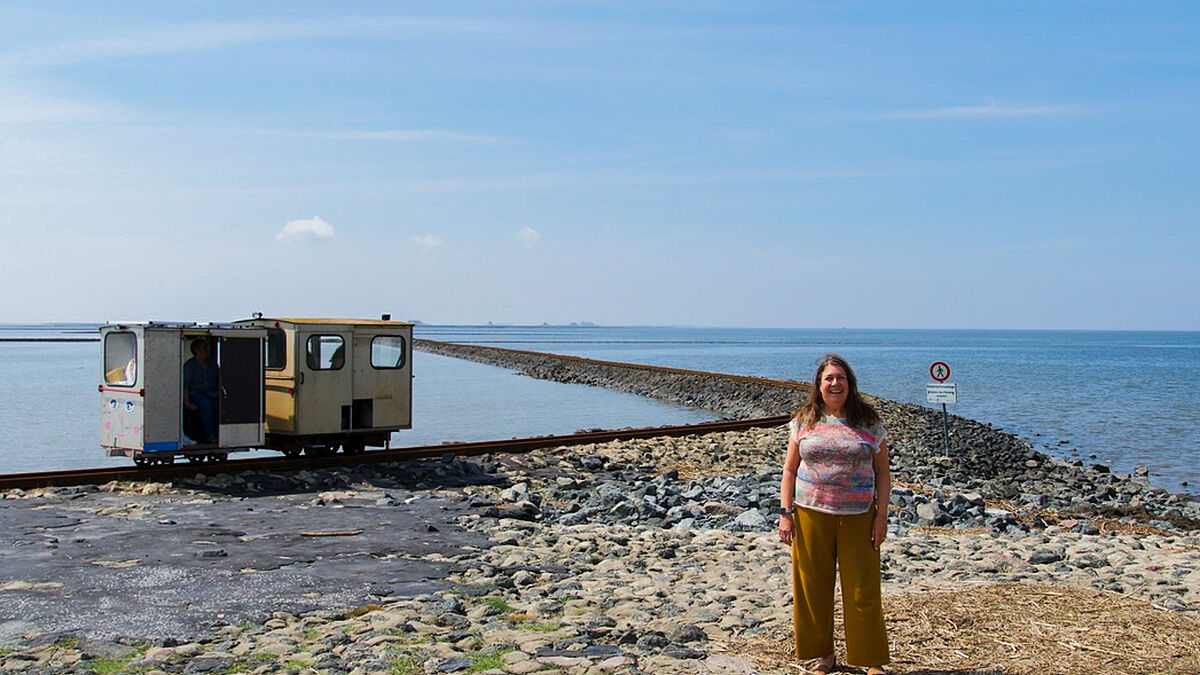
[
  {"xmin": 662, "ymin": 461, "xmax": 738, "ymax": 480},
  {"xmin": 729, "ymin": 583, "xmax": 1200, "ymax": 674}
]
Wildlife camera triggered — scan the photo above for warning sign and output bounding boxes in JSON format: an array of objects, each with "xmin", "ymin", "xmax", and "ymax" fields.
[{"xmin": 926, "ymin": 382, "xmax": 958, "ymax": 404}]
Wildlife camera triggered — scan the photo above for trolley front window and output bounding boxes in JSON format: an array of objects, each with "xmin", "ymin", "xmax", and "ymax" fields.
[
  {"xmin": 306, "ymin": 335, "xmax": 345, "ymax": 370},
  {"xmin": 103, "ymin": 332, "xmax": 138, "ymax": 386},
  {"xmin": 265, "ymin": 328, "xmax": 286, "ymax": 370},
  {"xmin": 370, "ymin": 336, "xmax": 407, "ymax": 369}
]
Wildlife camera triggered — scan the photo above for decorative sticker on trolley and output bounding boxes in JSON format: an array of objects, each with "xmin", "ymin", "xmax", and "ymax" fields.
[
  {"xmin": 109, "ymin": 399, "xmax": 118, "ymax": 410},
  {"xmin": 125, "ymin": 401, "xmax": 135, "ymax": 412}
]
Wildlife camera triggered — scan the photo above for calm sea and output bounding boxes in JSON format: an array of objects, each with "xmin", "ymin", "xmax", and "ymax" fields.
[{"xmin": 1, "ymin": 324, "xmax": 1197, "ymax": 496}]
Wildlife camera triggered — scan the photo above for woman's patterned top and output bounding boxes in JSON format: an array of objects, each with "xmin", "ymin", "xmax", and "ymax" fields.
[{"xmin": 789, "ymin": 415, "xmax": 886, "ymax": 515}]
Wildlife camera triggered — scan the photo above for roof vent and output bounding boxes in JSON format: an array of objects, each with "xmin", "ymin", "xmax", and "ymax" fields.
[{"xmin": 381, "ymin": 313, "xmax": 391, "ymax": 321}]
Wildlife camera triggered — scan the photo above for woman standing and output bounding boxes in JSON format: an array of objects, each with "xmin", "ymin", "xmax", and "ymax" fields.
[{"xmin": 779, "ymin": 354, "xmax": 890, "ymax": 675}]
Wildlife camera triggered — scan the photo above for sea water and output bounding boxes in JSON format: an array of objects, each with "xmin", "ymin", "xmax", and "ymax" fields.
[{"xmin": 1, "ymin": 325, "xmax": 1197, "ymax": 495}]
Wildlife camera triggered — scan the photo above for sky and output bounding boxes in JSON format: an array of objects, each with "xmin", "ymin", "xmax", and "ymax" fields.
[{"xmin": 1, "ymin": 2, "xmax": 1197, "ymax": 330}]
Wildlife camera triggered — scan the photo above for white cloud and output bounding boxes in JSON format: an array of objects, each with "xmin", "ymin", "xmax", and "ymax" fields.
[
  {"xmin": 876, "ymin": 102, "xmax": 1069, "ymax": 121},
  {"xmin": 517, "ymin": 227, "xmax": 541, "ymax": 249},
  {"xmin": 276, "ymin": 216, "xmax": 335, "ymax": 242},
  {"xmin": 412, "ymin": 234, "xmax": 443, "ymax": 250}
]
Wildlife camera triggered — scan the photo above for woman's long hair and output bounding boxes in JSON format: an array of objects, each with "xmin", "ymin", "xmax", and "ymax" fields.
[{"xmin": 793, "ymin": 353, "xmax": 880, "ymax": 430}]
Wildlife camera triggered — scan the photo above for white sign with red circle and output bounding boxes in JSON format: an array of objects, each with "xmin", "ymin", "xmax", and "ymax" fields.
[{"xmin": 929, "ymin": 361, "xmax": 951, "ymax": 382}]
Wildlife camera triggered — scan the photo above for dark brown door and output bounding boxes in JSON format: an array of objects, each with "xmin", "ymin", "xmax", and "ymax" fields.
[{"xmin": 219, "ymin": 337, "xmax": 262, "ymax": 425}]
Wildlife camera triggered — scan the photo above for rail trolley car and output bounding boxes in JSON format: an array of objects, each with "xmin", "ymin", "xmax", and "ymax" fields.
[
  {"xmin": 99, "ymin": 317, "xmax": 413, "ymax": 464},
  {"xmin": 237, "ymin": 317, "xmax": 413, "ymax": 457}
]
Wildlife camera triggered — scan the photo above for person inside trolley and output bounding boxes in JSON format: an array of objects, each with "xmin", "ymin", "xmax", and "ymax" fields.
[{"xmin": 183, "ymin": 338, "xmax": 220, "ymax": 444}]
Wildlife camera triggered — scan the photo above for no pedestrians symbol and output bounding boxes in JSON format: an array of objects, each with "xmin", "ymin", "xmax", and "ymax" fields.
[{"xmin": 929, "ymin": 361, "xmax": 951, "ymax": 382}]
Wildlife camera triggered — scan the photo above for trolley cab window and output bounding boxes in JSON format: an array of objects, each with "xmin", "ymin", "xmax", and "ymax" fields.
[
  {"xmin": 370, "ymin": 336, "xmax": 406, "ymax": 369},
  {"xmin": 306, "ymin": 335, "xmax": 345, "ymax": 370},
  {"xmin": 265, "ymin": 328, "xmax": 286, "ymax": 370},
  {"xmin": 103, "ymin": 332, "xmax": 137, "ymax": 386}
]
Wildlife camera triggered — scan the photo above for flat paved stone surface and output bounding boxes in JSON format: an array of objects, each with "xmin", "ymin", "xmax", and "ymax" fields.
[{"xmin": 0, "ymin": 474, "xmax": 493, "ymax": 642}]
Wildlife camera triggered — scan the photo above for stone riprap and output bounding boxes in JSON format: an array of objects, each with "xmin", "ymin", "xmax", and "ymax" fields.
[
  {"xmin": 415, "ymin": 340, "xmax": 1198, "ymax": 528},
  {"xmin": 2, "ymin": 432, "xmax": 1197, "ymax": 674},
  {"xmin": 414, "ymin": 339, "xmax": 802, "ymax": 422},
  {"xmin": 476, "ymin": 431, "xmax": 1200, "ymax": 612}
]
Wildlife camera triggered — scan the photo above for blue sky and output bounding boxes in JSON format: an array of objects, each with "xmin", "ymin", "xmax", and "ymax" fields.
[{"xmin": 1, "ymin": 2, "xmax": 1197, "ymax": 329}]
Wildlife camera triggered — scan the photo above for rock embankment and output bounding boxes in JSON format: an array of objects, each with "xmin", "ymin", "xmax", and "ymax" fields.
[
  {"xmin": 414, "ymin": 339, "xmax": 800, "ymax": 421},
  {"xmin": 415, "ymin": 340, "xmax": 1199, "ymax": 528},
  {"xmin": 3, "ymin": 430, "xmax": 1197, "ymax": 675}
]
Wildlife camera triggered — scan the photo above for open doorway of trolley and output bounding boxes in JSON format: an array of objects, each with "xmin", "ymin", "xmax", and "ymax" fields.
[
  {"xmin": 178, "ymin": 327, "xmax": 263, "ymax": 450},
  {"xmin": 99, "ymin": 322, "xmax": 265, "ymax": 465}
]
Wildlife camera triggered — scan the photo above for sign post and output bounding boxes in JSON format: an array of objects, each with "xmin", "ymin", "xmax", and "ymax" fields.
[{"xmin": 927, "ymin": 362, "xmax": 955, "ymax": 454}]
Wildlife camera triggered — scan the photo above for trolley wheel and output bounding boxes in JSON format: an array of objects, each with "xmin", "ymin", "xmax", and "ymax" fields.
[
  {"xmin": 186, "ymin": 454, "xmax": 206, "ymax": 464},
  {"xmin": 304, "ymin": 446, "xmax": 334, "ymax": 457},
  {"xmin": 209, "ymin": 453, "xmax": 229, "ymax": 463},
  {"xmin": 281, "ymin": 448, "xmax": 302, "ymax": 458},
  {"xmin": 161, "ymin": 456, "xmax": 175, "ymax": 465},
  {"xmin": 343, "ymin": 440, "xmax": 366, "ymax": 454},
  {"xmin": 134, "ymin": 457, "xmax": 150, "ymax": 468}
]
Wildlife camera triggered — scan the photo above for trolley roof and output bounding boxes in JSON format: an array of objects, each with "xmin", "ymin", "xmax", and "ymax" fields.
[
  {"xmin": 102, "ymin": 321, "xmax": 267, "ymax": 331},
  {"xmin": 242, "ymin": 317, "xmax": 415, "ymax": 327}
]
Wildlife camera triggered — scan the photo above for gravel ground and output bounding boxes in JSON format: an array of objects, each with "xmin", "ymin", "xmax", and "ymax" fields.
[{"xmin": 2, "ymin": 429, "xmax": 1197, "ymax": 674}]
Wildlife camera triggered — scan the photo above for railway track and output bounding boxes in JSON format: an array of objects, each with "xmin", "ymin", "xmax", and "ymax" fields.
[{"xmin": 0, "ymin": 414, "xmax": 790, "ymax": 491}]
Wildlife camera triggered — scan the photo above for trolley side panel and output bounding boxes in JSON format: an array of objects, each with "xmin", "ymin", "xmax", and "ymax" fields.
[
  {"xmin": 264, "ymin": 376, "xmax": 296, "ymax": 432},
  {"xmin": 263, "ymin": 327, "xmax": 296, "ymax": 434},
  {"xmin": 99, "ymin": 327, "xmax": 144, "ymax": 452}
]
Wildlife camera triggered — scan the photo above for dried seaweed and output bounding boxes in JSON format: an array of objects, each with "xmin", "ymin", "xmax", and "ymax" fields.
[{"xmin": 728, "ymin": 583, "xmax": 1200, "ymax": 675}]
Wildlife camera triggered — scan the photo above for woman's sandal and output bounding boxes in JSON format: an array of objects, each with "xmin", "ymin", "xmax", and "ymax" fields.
[{"xmin": 802, "ymin": 655, "xmax": 836, "ymax": 674}]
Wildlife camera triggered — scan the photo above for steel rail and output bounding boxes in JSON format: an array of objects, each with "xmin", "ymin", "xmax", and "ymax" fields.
[{"xmin": 0, "ymin": 414, "xmax": 791, "ymax": 491}]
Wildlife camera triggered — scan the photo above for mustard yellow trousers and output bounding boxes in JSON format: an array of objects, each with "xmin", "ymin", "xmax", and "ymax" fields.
[{"xmin": 790, "ymin": 505, "xmax": 889, "ymax": 666}]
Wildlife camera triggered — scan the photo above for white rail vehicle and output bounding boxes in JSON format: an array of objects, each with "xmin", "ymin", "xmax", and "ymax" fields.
[
  {"xmin": 99, "ymin": 322, "xmax": 267, "ymax": 465},
  {"xmin": 99, "ymin": 317, "xmax": 414, "ymax": 465}
]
